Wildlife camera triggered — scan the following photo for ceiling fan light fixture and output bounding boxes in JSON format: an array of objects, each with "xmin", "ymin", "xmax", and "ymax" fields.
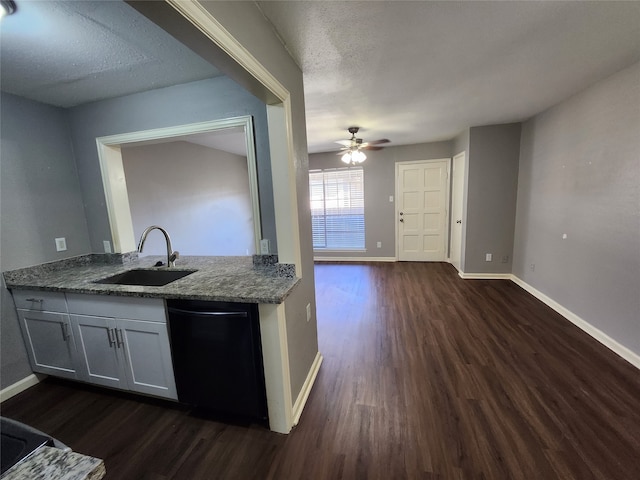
[{"xmin": 341, "ymin": 149, "xmax": 367, "ymax": 165}]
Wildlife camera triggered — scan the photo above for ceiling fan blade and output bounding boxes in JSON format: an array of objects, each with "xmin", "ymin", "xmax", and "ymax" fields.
[
  {"xmin": 362, "ymin": 146, "xmax": 385, "ymax": 151},
  {"xmin": 335, "ymin": 140, "xmax": 352, "ymax": 146},
  {"xmin": 366, "ymin": 139, "xmax": 390, "ymax": 145}
]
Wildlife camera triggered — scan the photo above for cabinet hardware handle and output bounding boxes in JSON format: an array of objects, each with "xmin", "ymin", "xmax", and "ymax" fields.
[
  {"xmin": 399, "ymin": 218, "xmax": 404, "ymax": 223},
  {"xmin": 61, "ymin": 323, "xmax": 70, "ymax": 341},
  {"xmin": 107, "ymin": 328, "xmax": 116, "ymax": 347},
  {"xmin": 116, "ymin": 329, "xmax": 124, "ymax": 348},
  {"xmin": 26, "ymin": 298, "xmax": 43, "ymax": 303}
]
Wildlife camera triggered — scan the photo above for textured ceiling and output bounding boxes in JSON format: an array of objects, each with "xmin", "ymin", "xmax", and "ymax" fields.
[
  {"xmin": 0, "ymin": 0, "xmax": 220, "ymax": 107},
  {"xmin": 257, "ymin": 1, "xmax": 640, "ymax": 153}
]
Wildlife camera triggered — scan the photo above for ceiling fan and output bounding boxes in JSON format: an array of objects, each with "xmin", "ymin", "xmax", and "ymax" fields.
[{"xmin": 336, "ymin": 127, "xmax": 390, "ymax": 164}]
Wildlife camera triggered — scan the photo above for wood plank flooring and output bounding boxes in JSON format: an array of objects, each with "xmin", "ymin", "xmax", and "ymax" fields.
[{"xmin": 2, "ymin": 262, "xmax": 639, "ymax": 479}]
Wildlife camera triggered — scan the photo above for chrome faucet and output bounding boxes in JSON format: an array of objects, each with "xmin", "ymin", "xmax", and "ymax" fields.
[{"xmin": 137, "ymin": 225, "xmax": 179, "ymax": 267}]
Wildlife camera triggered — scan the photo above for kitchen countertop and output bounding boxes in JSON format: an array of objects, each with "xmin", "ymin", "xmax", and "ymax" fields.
[
  {"xmin": 3, "ymin": 254, "xmax": 299, "ymax": 304},
  {"xmin": 2, "ymin": 446, "xmax": 105, "ymax": 480}
]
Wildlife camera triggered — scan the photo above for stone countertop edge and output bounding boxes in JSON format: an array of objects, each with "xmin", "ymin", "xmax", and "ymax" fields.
[
  {"xmin": 3, "ymin": 255, "xmax": 300, "ymax": 305},
  {"xmin": 2, "ymin": 446, "xmax": 105, "ymax": 480}
]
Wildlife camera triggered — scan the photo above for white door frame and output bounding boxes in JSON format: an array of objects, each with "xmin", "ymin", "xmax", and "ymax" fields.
[
  {"xmin": 449, "ymin": 152, "xmax": 466, "ymax": 272},
  {"xmin": 96, "ymin": 116, "xmax": 261, "ymax": 254},
  {"xmin": 395, "ymin": 158, "xmax": 451, "ymax": 261}
]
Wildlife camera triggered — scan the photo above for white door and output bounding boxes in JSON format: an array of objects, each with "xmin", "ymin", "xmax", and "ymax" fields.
[
  {"xmin": 397, "ymin": 159, "xmax": 449, "ymax": 261},
  {"xmin": 450, "ymin": 152, "xmax": 466, "ymax": 272}
]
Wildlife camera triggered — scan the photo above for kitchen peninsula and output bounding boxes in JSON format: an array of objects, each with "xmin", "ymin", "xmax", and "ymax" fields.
[
  {"xmin": 3, "ymin": 254, "xmax": 298, "ymax": 304},
  {"xmin": 3, "ymin": 254, "xmax": 301, "ymax": 435}
]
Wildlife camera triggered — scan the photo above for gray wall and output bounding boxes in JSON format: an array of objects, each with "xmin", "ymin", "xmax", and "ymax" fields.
[
  {"xmin": 122, "ymin": 142, "xmax": 255, "ymax": 256},
  {"xmin": 513, "ymin": 62, "xmax": 640, "ymax": 355},
  {"xmin": 1, "ymin": 93, "xmax": 91, "ymax": 389},
  {"xmin": 199, "ymin": 1, "xmax": 319, "ymax": 403},
  {"xmin": 67, "ymin": 76, "xmax": 276, "ymax": 254},
  {"xmin": 464, "ymin": 124, "xmax": 521, "ymax": 273},
  {"xmin": 309, "ymin": 141, "xmax": 452, "ymax": 259}
]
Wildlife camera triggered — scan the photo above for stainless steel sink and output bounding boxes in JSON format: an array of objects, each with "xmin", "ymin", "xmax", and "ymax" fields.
[{"xmin": 94, "ymin": 269, "xmax": 196, "ymax": 287}]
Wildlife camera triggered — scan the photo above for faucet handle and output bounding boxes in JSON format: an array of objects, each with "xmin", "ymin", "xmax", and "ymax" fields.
[{"xmin": 169, "ymin": 251, "xmax": 180, "ymax": 265}]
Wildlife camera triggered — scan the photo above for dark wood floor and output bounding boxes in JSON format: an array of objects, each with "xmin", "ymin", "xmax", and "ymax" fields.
[{"xmin": 3, "ymin": 262, "xmax": 639, "ymax": 479}]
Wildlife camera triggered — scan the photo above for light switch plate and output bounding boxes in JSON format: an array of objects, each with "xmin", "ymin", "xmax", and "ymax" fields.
[
  {"xmin": 55, "ymin": 237, "xmax": 67, "ymax": 252},
  {"xmin": 103, "ymin": 240, "xmax": 112, "ymax": 253}
]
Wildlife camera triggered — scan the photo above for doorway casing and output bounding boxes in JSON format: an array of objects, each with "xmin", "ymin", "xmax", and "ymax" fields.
[{"xmin": 96, "ymin": 116, "xmax": 261, "ymax": 254}]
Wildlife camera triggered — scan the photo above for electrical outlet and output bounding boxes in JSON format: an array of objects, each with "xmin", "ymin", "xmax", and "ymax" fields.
[
  {"xmin": 502, "ymin": 255, "xmax": 509, "ymax": 263},
  {"xmin": 377, "ymin": 241, "xmax": 382, "ymax": 248},
  {"xmin": 55, "ymin": 237, "xmax": 67, "ymax": 252},
  {"xmin": 485, "ymin": 253, "xmax": 492, "ymax": 262},
  {"xmin": 530, "ymin": 263, "xmax": 536, "ymax": 272},
  {"xmin": 103, "ymin": 240, "xmax": 112, "ymax": 253},
  {"xmin": 260, "ymin": 239, "xmax": 270, "ymax": 254},
  {"xmin": 389, "ymin": 195, "xmax": 394, "ymax": 202},
  {"xmin": 306, "ymin": 303, "xmax": 311, "ymax": 322}
]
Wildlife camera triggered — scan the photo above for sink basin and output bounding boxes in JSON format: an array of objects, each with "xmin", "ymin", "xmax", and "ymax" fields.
[
  {"xmin": 94, "ymin": 269, "xmax": 196, "ymax": 287},
  {"xmin": 1, "ymin": 418, "xmax": 53, "ymax": 474}
]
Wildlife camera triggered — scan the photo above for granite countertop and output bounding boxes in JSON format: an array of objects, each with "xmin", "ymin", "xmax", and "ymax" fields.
[
  {"xmin": 3, "ymin": 254, "xmax": 299, "ymax": 304},
  {"xmin": 2, "ymin": 446, "xmax": 105, "ymax": 480}
]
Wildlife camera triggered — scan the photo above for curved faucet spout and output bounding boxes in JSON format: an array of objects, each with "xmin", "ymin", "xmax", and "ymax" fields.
[{"xmin": 137, "ymin": 225, "xmax": 179, "ymax": 267}]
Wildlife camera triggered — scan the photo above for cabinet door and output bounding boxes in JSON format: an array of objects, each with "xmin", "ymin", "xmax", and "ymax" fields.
[
  {"xmin": 71, "ymin": 315, "xmax": 126, "ymax": 390},
  {"xmin": 18, "ymin": 310, "xmax": 78, "ymax": 380},
  {"xmin": 117, "ymin": 319, "xmax": 177, "ymax": 400}
]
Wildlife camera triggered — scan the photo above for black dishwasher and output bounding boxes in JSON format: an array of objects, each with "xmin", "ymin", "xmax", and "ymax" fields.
[{"xmin": 167, "ymin": 299, "xmax": 268, "ymax": 422}]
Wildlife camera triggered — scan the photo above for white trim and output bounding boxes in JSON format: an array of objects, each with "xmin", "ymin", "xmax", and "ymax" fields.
[
  {"xmin": 258, "ymin": 304, "xmax": 293, "ymax": 433},
  {"xmin": 292, "ymin": 352, "xmax": 323, "ymax": 426},
  {"xmin": 96, "ymin": 116, "xmax": 262, "ymax": 254},
  {"xmin": 458, "ymin": 272, "xmax": 512, "ymax": 280},
  {"xmin": 314, "ymin": 256, "xmax": 397, "ymax": 262},
  {"xmin": 0, "ymin": 374, "xmax": 45, "ymax": 403},
  {"xmin": 510, "ymin": 275, "xmax": 640, "ymax": 370},
  {"xmin": 166, "ymin": 0, "xmax": 289, "ymax": 101}
]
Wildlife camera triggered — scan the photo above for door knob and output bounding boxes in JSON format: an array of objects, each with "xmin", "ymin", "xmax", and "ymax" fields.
[{"xmin": 456, "ymin": 220, "xmax": 462, "ymax": 224}]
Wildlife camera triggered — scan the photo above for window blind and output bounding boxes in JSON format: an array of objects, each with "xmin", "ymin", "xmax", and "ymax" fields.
[{"xmin": 309, "ymin": 167, "xmax": 365, "ymax": 250}]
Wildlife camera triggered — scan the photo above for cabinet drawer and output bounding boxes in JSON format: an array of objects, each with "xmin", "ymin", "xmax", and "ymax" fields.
[
  {"xmin": 12, "ymin": 290, "xmax": 67, "ymax": 312},
  {"xmin": 66, "ymin": 293, "xmax": 166, "ymax": 322}
]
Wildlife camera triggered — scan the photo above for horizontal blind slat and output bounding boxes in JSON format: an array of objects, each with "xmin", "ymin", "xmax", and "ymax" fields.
[{"xmin": 309, "ymin": 167, "xmax": 365, "ymax": 250}]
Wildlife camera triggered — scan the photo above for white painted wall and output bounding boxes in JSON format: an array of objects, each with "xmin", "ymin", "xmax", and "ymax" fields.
[{"xmin": 121, "ymin": 141, "xmax": 254, "ymax": 256}]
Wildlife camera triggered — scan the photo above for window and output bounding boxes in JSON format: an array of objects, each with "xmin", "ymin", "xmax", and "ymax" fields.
[{"xmin": 309, "ymin": 167, "xmax": 365, "ymax": 250}]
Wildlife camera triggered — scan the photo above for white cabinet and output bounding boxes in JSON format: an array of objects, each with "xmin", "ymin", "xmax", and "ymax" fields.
[
  {"xmin": 13, "ymin": 290, "xmax": 79, "ymax": 380},
  {"xmin": 70, "ymin": 314, "xmax": 126, "ymax": 390},
  {"xmin": 67, "ymin": 294, "xmax": 177, "ymax": 400}
]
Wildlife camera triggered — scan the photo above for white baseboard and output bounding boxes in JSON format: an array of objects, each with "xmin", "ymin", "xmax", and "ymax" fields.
[
  {"xmin": 459, "ymin": 272, "xmax": 512, "ymax": 280},
  {"xmin": 510, "ymin": 275, "xmax": 640, "ymax": 370},
  {"xmin": 314, "ymin": 257, "xmax": 396, "ymax": 262},
  {"xmin": 0, "ymin": 373, "xmax": 45, "ymax": 403},
  {"xmin": 292, "ymin": 352, "xmax": 323, "ymax": 427}
]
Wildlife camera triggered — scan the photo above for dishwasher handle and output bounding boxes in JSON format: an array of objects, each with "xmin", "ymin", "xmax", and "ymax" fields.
[{"xmin": 167, "ymin": 307, "xmax": 248, "ymax": 318}]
